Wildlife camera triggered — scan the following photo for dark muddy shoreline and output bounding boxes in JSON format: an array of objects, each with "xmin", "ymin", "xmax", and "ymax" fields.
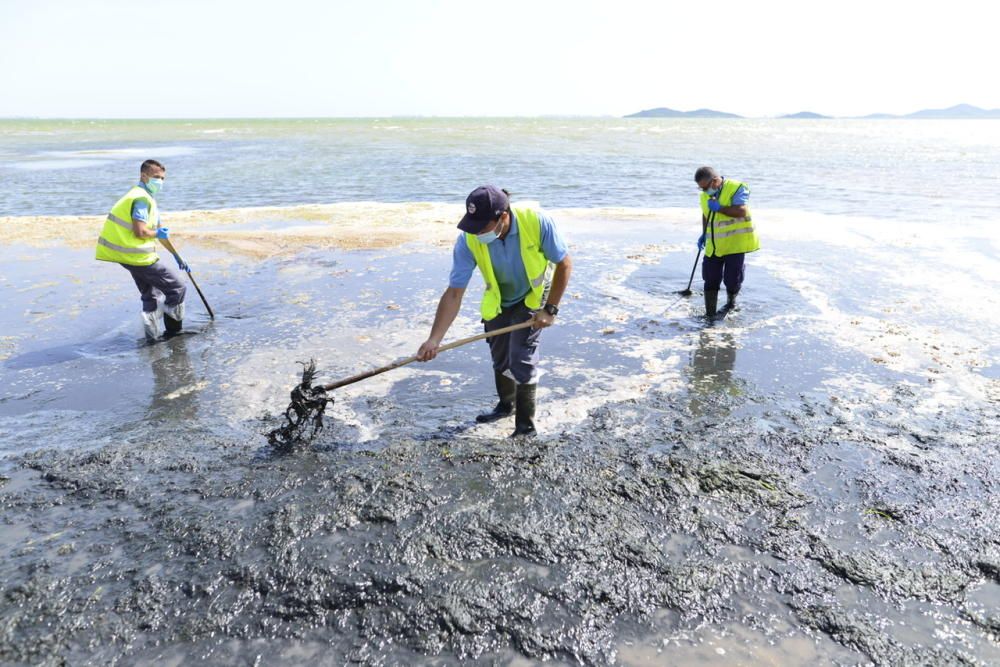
[{"xmin": 2, "ymin": 372, "xmax": 997, "ymax": 665}]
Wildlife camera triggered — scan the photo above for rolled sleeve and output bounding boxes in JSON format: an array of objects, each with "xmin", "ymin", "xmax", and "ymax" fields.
[
  {"xmin": 448, "ymin": 233, "xmax": 476, "ymax": 289},
  {"xmin": 538, "ymin": 212, "xmax": 568, "ymax": 263},
  {"xmin": 731, "ymin": 185, "xmax": 749, "ymax": 206},
  {"xmin": 131, "ymin": 199, "xmax": 150, "ymax": 223}
]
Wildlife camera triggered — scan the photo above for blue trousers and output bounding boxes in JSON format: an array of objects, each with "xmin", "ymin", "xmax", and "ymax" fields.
[
  {"xmin": 483, "ymin": 300, "xmax": 542, "ymax": 385},
  {"xmin": 121, "ymin": 260, "xmax": 186, "ymax": 313},
  {"xmin": 702, "ymin": 253, "xmax": 745, "ymax": 293}
]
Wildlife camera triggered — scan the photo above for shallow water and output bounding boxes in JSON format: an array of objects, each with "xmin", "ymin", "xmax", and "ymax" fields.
[
  {"xmin": 1, "ymin": 204, "xmax": 998, "ymax": 665},
  {"xmin": 3, "ymin": 117, "xmax": 1000, "ymax": 226}
]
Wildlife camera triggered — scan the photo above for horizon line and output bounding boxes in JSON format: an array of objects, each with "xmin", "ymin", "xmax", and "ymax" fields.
[{"xmin": 2, "ymin": 113, "xmax": 999, "ymax": 121}]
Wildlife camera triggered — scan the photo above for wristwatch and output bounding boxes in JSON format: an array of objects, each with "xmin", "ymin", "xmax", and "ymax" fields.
[{"xmin": 543, "ymin": 303, "xmax": 559, "ymax": 316}]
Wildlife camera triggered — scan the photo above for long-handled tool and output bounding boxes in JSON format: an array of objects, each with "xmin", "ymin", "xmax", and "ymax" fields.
[
  {"xmin": 159, "ymin": 237, "xmax": 215, "ymax": 319},
  {"xmin": 677, "ymin": 248, "xmax": 702, "ymax": 297},
  {"xmin": 267, "ymin": 320, "xmax": 537, "ymax": 450},
  {"xmin": 677, "ymin": 209, "xmax": 716, "ymax": 296}
]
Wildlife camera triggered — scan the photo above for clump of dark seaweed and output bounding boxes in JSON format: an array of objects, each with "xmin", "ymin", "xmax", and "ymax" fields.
[{"xmin": 267, "ymin": 359, "xmax": 333, "ymax": 451}]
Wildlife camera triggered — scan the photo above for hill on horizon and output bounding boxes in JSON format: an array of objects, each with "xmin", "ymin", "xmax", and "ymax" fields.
[
  {"xmin": 779, "ymin": 111, "xmax": 831, "ymax": 119},
  {"xmin": 625, "ymin": 107, "xmax": 742, "ymax": 119},
  {"xmin": 902, "ymin": 103, "xmax": 1000, "ymax": 119},
  {"xmin": 627, "ymin": 103, "xmax": 1000, "ymax": 119}
]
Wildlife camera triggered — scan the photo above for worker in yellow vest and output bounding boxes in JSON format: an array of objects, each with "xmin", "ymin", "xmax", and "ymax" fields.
[
  {"xmin": 416, "ymin": 185, "xmax": 573, "ymax": 437},
  {"xmin": 695, "ymin": 166, "xmax": 760, "ymax": 317},
  {"xmin": 95, "ymin": 160, "xmax": 189, "ymax": 341}
]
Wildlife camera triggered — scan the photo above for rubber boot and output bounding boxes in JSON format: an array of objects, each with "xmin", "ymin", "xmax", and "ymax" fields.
[
  {"xmin": 476, "ymin": 371, "xmax": 516, "ymax": 423},
  {"xmin": 704, "ymin": 289, "xmax": 719, "ymax": 318},
  {"xmin": 141, "ymin": 308, "xmax": 162, "ymax": 342},
  {"xmin": 163, "ymin": 301, "xmax": 184, "ymax": 335},
  {"xmin": 511, "ymin": 383, "xmax": 537, "ymax": 438},
  {"xmin": 725, "ymin": 290, "xmax": 738, "ymax": 311}
]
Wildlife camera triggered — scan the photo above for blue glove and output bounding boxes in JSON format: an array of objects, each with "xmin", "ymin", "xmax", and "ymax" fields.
[
  {"xmin": 174, "ymin": 256, "xmax": 190, "ymax": 273},
  {"xmin": 697, "ymin": 233, "xmax": 706, "ymax": 251},
  {"xmin": 707, "ymin": 199, "xmax": 722, "ymax": 213},
  {"xmin": 155, "ymin": 227, "xmax": 170, "ymax": 239}
]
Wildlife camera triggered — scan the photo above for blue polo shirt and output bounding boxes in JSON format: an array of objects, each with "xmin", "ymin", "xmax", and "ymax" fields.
[
  {"xmin": 130, "ymin": 182, "xmax": 159, "ymax": 225},
  {"xmin": 449, "ymin": 209, "xmax": 568, "ymax": 308},
  {"xmin": 728, "ymin": 180, "xmax": 749, "ymax": 205}
]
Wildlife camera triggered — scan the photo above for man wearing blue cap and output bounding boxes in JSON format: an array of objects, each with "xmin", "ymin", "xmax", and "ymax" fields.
[{"xmin": 417, "ymin": 185, "xmax": 572, "ymax": 437}]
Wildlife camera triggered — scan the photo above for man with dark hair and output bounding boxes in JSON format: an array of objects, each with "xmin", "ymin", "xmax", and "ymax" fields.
[
  {"xmin": 95, "ymin": 160, "xmax": 191, "ymax": 341},
  {"xmin": 694, "ymin": 166, "xmax": 760, "ymax": 317},
  {"xmin": 141, "ymin": 159, "xmax": 164, "ymax": 175},
  {"xmin": 416, "ymin": 185, "xmax": 572, "ymax": 437}
]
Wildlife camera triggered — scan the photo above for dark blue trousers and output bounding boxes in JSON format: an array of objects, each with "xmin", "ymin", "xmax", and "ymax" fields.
[
  {"xmin": 121, "ymin": 260, "xmax": 186, "ymax": 312},
  {"xmin": 483, "ymin": 300, "xmax": 542, "ymax": 385},
  {"xmin": 702, "ymin": 253, "xmax": 745, "ymax": 293}
]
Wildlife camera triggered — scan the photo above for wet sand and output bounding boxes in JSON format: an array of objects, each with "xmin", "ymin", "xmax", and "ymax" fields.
[{"xmin": 1, "ymin": 205, "xmax": 998, "ymax": 665}]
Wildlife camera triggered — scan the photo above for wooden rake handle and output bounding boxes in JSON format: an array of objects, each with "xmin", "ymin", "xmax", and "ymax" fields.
[
  {"xmin": 321, "ymin": 320, "xmax": 536, "ymax": 391},
  {"xmin": 159, "ymin": 237, "xmax": 215, "ymax": 320}
]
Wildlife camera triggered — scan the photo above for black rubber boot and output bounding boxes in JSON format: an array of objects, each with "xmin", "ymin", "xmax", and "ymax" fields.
[
  {"xmin": 476, "ymin": 371, "xmax": 516, "ymax": 423},
  {"xmin": 163, "ymin": 312, "xmax": 182, "ymax": 335},
  {"xmin": 704, "ymin": 289, "xmax": 719, "ymax": 317},
  {"xmin": 163, "ymin": 302, "xmax": 184, "ymax": 335},
  {"xmin": 725, "ymin": 289, "xmax": 738, "ymax": 310},
  {"xmin": 511, "ymin": 383, "xmax": 537, "ymax": 437}
]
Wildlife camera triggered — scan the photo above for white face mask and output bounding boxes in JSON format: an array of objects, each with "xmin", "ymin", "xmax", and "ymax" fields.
[{"xmin": 476, "ymin": 217, "xmax": 503, "ymax": 244}]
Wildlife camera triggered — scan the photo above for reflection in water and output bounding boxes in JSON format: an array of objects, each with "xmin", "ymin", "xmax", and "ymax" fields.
[
  {"xmin": 147, "ymin": 335, "xmax": 200, "ymax": 420},
  {"xmin": 687, "ymin": 329, "xmax": 739, "ymax": 415}
]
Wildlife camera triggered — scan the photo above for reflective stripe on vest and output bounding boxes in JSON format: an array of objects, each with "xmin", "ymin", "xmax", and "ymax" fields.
[
  {"xmin": 465, "ymin": 207, "xmax": 552, "ymax": 322},
  {"xmin": 97, "ymin": 237, "xmax": 156, "ymax": 254},
  {"xmin": 713, "ymin": 216, "xmax": 750, "ymax": 230},
  {"xmin": 107, "ymin": 213, "xmax": 133, "ymax": 230},
  {"xmin": 714, "ymin": 227, "xmax": 757, "ymax": 239},
  {"xmin": 95, "ymin": 186, "xmax": 160, "ymax": 266},
  {"xmin": 700, "ymin": 179, "xmax": 760, "ymax": 257}
]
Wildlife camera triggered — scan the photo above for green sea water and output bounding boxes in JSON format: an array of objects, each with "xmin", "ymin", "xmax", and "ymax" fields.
[{"xmin": 1, "ymin": 117, "xmax": 997, "ymax": 223}]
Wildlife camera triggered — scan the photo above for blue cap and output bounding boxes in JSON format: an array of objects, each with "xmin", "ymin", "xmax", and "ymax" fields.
[{"xmin": 458, "ymin": 185, "xmax": 509, "ymax": 234}]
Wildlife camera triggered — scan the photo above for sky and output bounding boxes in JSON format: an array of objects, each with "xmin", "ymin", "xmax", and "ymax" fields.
[{"xmin": 1, "ymin": 0, "xmax": 997, "ymax": 118}]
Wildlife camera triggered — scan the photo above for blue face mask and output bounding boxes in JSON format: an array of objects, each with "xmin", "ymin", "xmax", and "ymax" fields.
[
  {"xmin": 704, "ymin": 186, "xmax": 719, "ymax": 196},
  {"xmin": 476, "ymin": 229, "xmax": 499, "ymax": 245},
  {"xmin": 146, "ymin": 178, "xmax": 164, "ymax": 196}
]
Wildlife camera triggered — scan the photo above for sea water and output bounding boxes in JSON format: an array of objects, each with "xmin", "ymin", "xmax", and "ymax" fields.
[{"xmin": 2, "ymin": 116, "xmax": 998, "ymax": 223}]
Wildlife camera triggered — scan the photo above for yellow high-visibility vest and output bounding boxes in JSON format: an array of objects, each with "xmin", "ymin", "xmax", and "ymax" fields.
[
  {"xmin": 95, "ymin": 185, "xmax": 159, "ymax": 266},
  {"xmin": 701, "ymin": 179, "xmax": 760, "ymax": 257},
  {"xmin": 465, "ymin": 207, "xmax": 552, "ymax": 321}
]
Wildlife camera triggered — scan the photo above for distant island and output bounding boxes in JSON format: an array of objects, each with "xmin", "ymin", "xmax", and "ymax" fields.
[
  {"xmin": 625, "ymin": 107, "xmax": 742, "ymax": 119},
  {"xmin": 779, "ymin": 111, "xmax": 831, "ymax": 119},
  {"xmin": 867, "ymin": 104, "xmax": 1000, "ymax": 119},
  {"xmin": 625, "ymin": 103, "xmax": 1000, "ymax": 119}
]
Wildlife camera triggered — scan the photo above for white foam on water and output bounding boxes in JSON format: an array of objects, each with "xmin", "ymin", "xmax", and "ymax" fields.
[
  {"xmin": 164, "ymin": 381, "xmax": 209, "ymax": 400},
  {"xmin": 41, "ymin": 145, "xmax": 199, "ymax": 159},
  {"xmin": 9, "ymin": 159, "xmax": 113, "ymax": 171},
  {"xmin": 7, "ymin": 145, "xmax": 199, "ymax": 172},
  {"xmin": 5, "ymin": 202, "xmax": 995, "ymax": 450},
  {"xmin": 751, "ymin": 218, "xmax": 997, "ymax": 413}
]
